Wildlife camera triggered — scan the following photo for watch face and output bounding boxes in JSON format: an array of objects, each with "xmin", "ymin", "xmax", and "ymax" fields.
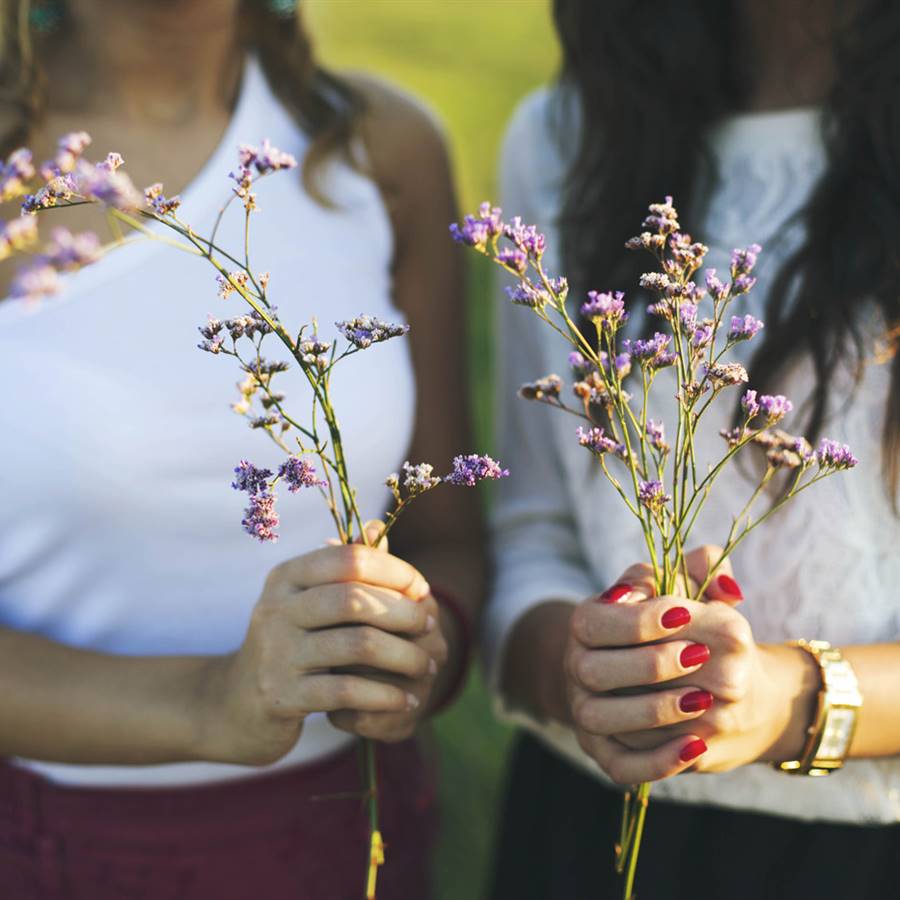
[{"xmin": 818, "ymin": 707, "xmax": 856, "ymax": 759}]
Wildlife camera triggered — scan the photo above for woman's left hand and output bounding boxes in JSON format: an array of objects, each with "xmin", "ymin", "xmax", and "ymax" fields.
[{"xmin": 568, "ymin": 546, "xmax": 817, "ymax": 781}]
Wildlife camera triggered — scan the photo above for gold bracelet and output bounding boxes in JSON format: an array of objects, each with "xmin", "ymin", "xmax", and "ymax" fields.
[{"xmin": 774, "ymin": 639, "xmax": 862, "ymax": 776}]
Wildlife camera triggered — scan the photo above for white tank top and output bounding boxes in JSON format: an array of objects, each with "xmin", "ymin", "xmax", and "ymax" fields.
[{"xmin": 0, "ymin": 59, "xmax": 416, "ymax": 786}]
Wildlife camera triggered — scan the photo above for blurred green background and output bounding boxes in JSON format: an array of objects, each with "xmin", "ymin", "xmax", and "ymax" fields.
[{"xmin": 306, "ymin": 2, "xmax": 559, "ymax": 897}]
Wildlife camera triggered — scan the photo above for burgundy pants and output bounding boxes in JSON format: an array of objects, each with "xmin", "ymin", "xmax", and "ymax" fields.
[{"xmin": 0, "ymin": 739, "xmax": 436, "ymax": 900}]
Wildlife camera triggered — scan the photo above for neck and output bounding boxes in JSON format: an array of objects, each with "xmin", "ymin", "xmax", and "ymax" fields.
[
  {"xmin": 737, "ymin": 0, "xmax": 836, "ymax": 111},
  {"xmin": 44, "ymin": 0, "xmax": 243, "ymax": 125}
]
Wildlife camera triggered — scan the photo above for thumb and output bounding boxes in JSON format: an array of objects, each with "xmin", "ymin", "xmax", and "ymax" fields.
[
  {"xmin": 363, "ymin": 519, "xmax": 389, "ymax": 552},
  {"xmin": 685, "ymin": 545, "xmax": 744, "ymax": 604}
]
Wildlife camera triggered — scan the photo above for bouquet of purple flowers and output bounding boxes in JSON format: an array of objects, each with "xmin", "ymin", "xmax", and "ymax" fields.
[
  {"xmin": 1, "ymin": 133, "xmax": 506, "ymax": 899},
  {"xmin": 451, "ymin": 197, "xmax": 856, "ymax": 899}
]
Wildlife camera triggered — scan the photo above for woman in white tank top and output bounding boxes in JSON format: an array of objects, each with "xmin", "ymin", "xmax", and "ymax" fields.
[{"xmin": 0, "ymin": 3, "xmax": 482, "ymax": 898}]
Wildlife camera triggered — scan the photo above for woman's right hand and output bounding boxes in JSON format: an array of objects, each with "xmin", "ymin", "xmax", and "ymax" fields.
[{"xmin": 193, "ymin": 543, "xmax": 434, "ymax": 766}]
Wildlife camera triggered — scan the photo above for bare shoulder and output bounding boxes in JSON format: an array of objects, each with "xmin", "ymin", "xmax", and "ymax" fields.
[{"xmin": 343, "ymin": 72, "xmax": 453, "ymax": 216}]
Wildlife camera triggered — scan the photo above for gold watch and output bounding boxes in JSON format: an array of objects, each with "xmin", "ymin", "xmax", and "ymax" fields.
[{"xmin": 775, "ymin": 639, "xmax": 862, "ymax": 776}]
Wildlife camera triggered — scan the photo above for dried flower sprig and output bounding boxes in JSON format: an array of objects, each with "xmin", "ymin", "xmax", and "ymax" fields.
[
  {"xmin": 452, "ymin": 197, "xmax": 856, "ymax": 900},
  {"xmin": 3, "ymin": 135, "xmax": 506, "ymax": 900}
]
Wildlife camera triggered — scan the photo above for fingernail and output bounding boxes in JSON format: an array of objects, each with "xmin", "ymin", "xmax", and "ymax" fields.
[
  {"xmin": 418, "ymin": 581, "xmax": 432, "ymax": 601},
  {"xmin": 598, "ymin": 583, "xmax": 633, "ymax": 604},
  {"xmin": 716, "ymin": 574, "xmax": 744, "ymax": 600},
  {"xmin": 428, "ymin": 657, "xmax": 438, "ymax": 675},
  {"xmin": 425, "ymin": 614, "xmax": 436, "ymax": 632},
  {"xmin": 679, "ymin": 737, "xmax": 708, "ymax": 763},
  {"xmin": 679, "ymin": 690, "xmax": 713, "ymax": 713},
  {"xmin": 407, "ymin": 693, "xmax": 420, "ymax": 710},
  {"xmin": 661, "ymin": 606, "xmax": 691, "ymax": 629},
  {"xmin": 680, "ymin": 643, "xmax": 710, "ymax": 669}
]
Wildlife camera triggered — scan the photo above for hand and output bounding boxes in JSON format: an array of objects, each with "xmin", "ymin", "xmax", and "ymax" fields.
[
  {"xmin": 565, "ymin": 547, "xmax": 809, "ymax": 783},
  {"xmin": 194, "ymin": 539, "xmax": 442, "ymax": 766}
]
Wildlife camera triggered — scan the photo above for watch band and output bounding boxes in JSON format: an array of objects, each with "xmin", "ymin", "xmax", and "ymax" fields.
[{"xmin": 775, "ymin": 639, "xmax": 863, "ymax": 776}]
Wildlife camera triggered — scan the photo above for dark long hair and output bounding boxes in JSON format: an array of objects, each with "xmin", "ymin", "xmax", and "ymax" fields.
[
  {"xmin": 553, "ymin": 0, "xmax": 900, "ymax": 501},
  {"xmin": 0, "ymin": 0, "xmax": 364, "ymax": 202}
]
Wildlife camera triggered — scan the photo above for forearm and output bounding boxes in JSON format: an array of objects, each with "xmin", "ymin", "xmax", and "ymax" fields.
[
  {"xmin": 760, "ymin": 641, "xmax": 900, "ymax": 763},
  {"xmin": 0, "ymin": 626, "xmax": 210, "ymax": 765},
  {"xmin": 501, "ymin": 600, "xmax": 575, "ymax": 725}
]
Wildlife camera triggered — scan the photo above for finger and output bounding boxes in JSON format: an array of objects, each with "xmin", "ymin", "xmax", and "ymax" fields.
[
  {"xmin": 571, "ymin": 686, "xmax": 713, "ymax": 736},
  {"xmin": 298, "ymin": 673, "xmax": 417, "ymax": 713},
  {"xmin": 300, "ymin": 626, "xmax": 434, "ymax": 679},
  {"xmin": 580, "ymin": 731, "xmax": 709, "ymax": 785},
  {"xmin": 684, "ymin": 546, "xmax": 743, "ymax": 603},
  {"xmin": 572, "ymin": 640, "xmax": 710, "ymax": 692},
  {"xmin": 284, "ymin": 583, "xmax": 435, "ymax": 634},
  {"xmin": 363, "ymin": 520, "xmax": 389, "ymax": 552},
  {"xmin": 571, "ymin": 596, "xmax": 696, "ymax": 648},
  {"xmin": 270, "ymin": 544, "xmax": 430, "ymax": 600},
  {"xmin": 592, "ymin": 562, "xmax": 656, "ymax": 605},
  {"xmin": 327, "ymin": 709, "xmax": 416, "ymax": 743}
]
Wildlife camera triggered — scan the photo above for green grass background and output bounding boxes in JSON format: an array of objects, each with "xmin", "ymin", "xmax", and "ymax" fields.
[{"xmin": 306, "ymin": 3, "xmax": 559, "ymax": 897}]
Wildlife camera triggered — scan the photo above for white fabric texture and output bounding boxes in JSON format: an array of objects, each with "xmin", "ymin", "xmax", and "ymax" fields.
[
  {"xmin": 0, "ymin": 59, "xmax": 415, "ymax": 786},
  {"xmin": 485, "ymin": 87, "xmax": 900, "ymax": 824}
]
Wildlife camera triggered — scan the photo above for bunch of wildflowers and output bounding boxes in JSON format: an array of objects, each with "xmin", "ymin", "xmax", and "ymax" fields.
[
  {"xmin": 452, "ymin": 196, "xmax": 856, "ymax": 900},
  {"xmin": 3, "ymin": 135, "xmax": 506, "ymax": 900}
]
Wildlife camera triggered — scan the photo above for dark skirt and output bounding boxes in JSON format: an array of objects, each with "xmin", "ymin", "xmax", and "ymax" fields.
[
  {"xmin": 490, "ymin": 734, "xmax": 899, "ymax": 900},
  {"xmin": 0, "ymin": 738, "xmax": 436, "ymax": 900}
]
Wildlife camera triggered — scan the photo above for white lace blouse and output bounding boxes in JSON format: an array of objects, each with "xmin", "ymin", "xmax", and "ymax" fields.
[{"xmin": 484, "ymin": 88, "xmax": 900, "ymax": 824}]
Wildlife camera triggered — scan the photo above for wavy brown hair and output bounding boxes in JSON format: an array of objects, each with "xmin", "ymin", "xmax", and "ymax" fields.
[
  {"xmin": 0, "ymin": 0, "xmax": 364, "ymax": 203},
  {"xmin": 553, "ymin": 0, "xmax": 900, "ymax": 502}
]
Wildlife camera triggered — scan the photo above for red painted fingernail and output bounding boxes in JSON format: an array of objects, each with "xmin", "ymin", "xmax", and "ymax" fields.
[
  {"xmin": 679, "ymin": 737, "xmax": 708, "ymax": 763},
  {"xmin": 598, "ymin": 583, "xmax": 632, "ymax": 604},
  {"xmin": 680, "ymin": 643, "xmax": 710, "ymax": 668},
  {"xmin": 716, "ymin": 574, "xmax": 744, "ymax": 600},
  {"xmin": 679, "ymin": 690, "xmax": 714, "ymax": 713},
  {"xmin": 661, "ymin": 606, "xmax": 691, "ymax": 629}
]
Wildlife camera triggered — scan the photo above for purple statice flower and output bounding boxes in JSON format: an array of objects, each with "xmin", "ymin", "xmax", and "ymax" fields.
[
  {"xmin": 626, "ymin": 231, "xmax": 667, "ymax": 253},
  {"xmin": 503, "ymin": 216, "xmax": 546, "ymax": 258},
  {"xmin": 758, "ymin": 394, "xmax": 793, "ymax": 424},
  {"xmin": 548, "ymin": 275, "xmax": 569, "ymax": 299},
  {"xmin": 298, "ymin": 338, "xmax": 331, "ymax": 368},
  {"xmin": 728, "ymin": 314, "xmax": 764, "ymax": 342},
  {"xmin": 691, "ymin": 322, "xmax": 714, "ymax": 349},
  {"xmin": 0, "ymin": 215, "xmax": 38, "ymax": 259},
  {"xmin": 641, "ymin": 196, "xmax": 680, "ymax": 236},
  {"xmin": 741, "ymin": 389, "xmax": 760, "ymax": 418},
  {"xmin": 638, "ymin": 479, "xmax": 671, "ymax": 513},
  {"xmin": 720, "ymin": 426, "xmax": 746, "ymax": 448},
  {"xmin": 623, "ymin": 332, "xmax": 676, "ymax": 369},
  {"xmin": 816, "ymin": 439, "xmax": 858, "ymax": 470},
  {"xmin": 229, "ymin": 164, "xmax": 255, "ymax": 211},
  {"xmin": 639, "ymin": 272, "xmax": 672, "ymax": 293},
  {"xmin": 450, "ymin": 202, "xmax": 503, "ymax": 252},
  {"xmin": 568, "ymin": 351, "xmax": 597, "ymax": 378},
  {"xmin": 198, "ymin": 335, "xmax": 225, "ymax": 354},
  {"xmin": 336, "ymin": 315, "xmax": 409, "ymax": 349},
  {"xmin": 278, "ymin": 457, "xmax": 325, "ymax": 492},
  {"xmin": 249, "ymin": 414, "xmax": 281, "ymax": 430},
  {"xmin": 580, "ymin": 290, "xmax": 628, "ymax": 331},
  {"xmin": 197, "ymin": 317, "xmax": 225, "ymax": 354},
  {"xmin": 50, "ymin": 131, "xmax": 91, "ymax": 175},
  {"xmin": 9, "ymin": 261, "xmax": 60, "ymax": 302},
  {"xmin": 242, "ymin": 492, "xmax": 279, "ymax": 543},
  {"xmin": 401, "ymin": 461, "xmax": 442, "ymax": 495},
  {"xmin": 577, "ymin": 426, "xmax": 623, "ymax": 457},
  {"xmin": 232, "ymin": 460, "xmax": 274, "ymax": 494},
  {"xmin": 705, "ymin": 362, "xmax": 749, "ymax": 388},
  {"xmin": 668, "ymin": 233, "xmax": 708, "ymax": 272},
  {"xmin": 705, "ymin": 268, "xmax": 729, "ymax": 302},
  {"xmin": 73, "ymin": 157, "xmax": 142, "ymax": 209},
  {"xmin": 21, "ymin": 172, "xmax": 76, "ymax": 212},
  {"xmin": 520, "ymin": 374, "xmax": 563, "ymax": 401},
  {"xmin": 245, "ymin": 358, "xmax": 290, "ymax": 377},
  {"xmin": 238, "ymin": 139, "xmax": 298, "ymax": 176},
  {"xmin": 731, "ymin": 243, "xmax": 762, "ymax": 278},
  {"xmin": 678, "ymin": 302, "xmax": 698, "ymax": 331},
  {"xmin": 444, "ymin": 454, "xmax": 509, "ymax": 486},
  {"xmin": 646, "ymin": 420, "xmax": 670, "ymax": 454},
  {"xmin": 792, "ymin": 436, "xmax": 816, "ymax": 465},
  {"xmin": 144, "ymin": 182, "xmax": 181, "ymax": 216},
  {"xmin": 44, "ymin": 227, "xmax": 101, "ymax": 270},
  {"xmin": 0, "ymin": 148, "xmax": 36, "ymax": 201},
  {"xmin": 217, "ymin": 271, "xmax": 249, "ymax": 300},
  {"xmin": 732, "ymin": 274, "xmax": 758, "ymax": 295},
  {"xmin": 497, "ymin": 246, "xmax": 527, "ymax": 275},
  {"xmin": 612, "ymin": 352, "xmax": 632, "ymax": 378},
  {"xmin": 505, "ymin": 279, "xmax": 551, "ymax": 308}
]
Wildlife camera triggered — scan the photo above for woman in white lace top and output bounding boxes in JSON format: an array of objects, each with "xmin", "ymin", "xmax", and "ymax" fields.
[{"xmin": 485, "ymin": 2, "xmax": 900, "ymax": 897}]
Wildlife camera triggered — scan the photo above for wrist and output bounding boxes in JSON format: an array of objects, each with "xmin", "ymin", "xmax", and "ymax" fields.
[
  {"xmin": 756, "ymin": 643, "xmax": 821, "ymax": 763},
  {"xmin": 184, "ymin": 653, "xmax": 238, "ymax": 764}
]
